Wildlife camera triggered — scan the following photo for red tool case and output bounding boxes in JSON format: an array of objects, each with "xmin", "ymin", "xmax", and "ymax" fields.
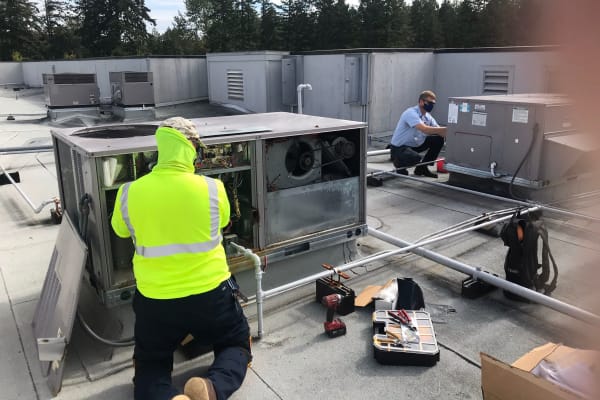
[{"xmin": 372, "ymin": 310, "xmax": 440, "ymax": 366}]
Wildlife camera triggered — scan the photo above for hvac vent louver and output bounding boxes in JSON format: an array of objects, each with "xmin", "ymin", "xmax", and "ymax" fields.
[
  {"xmin": 227, "ymin": 70, "xmax": 244, "ymax": 100},
  {"xmin": 482, "ymin": 70, "xmax": 511, "ymax": 95}
]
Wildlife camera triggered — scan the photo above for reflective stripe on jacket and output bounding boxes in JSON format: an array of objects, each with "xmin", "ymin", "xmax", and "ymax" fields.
[{"xmin": 111, "ymin": 126, "xmax": 231, "ymax": 299}]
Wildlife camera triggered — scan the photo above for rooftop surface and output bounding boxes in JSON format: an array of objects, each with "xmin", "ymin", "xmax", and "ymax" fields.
[{"xmin": 1, "ymin": 89, "xmax": 599, "ymax": 399}]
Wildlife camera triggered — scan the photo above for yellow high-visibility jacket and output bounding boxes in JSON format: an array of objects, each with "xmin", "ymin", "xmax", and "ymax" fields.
[{"xmin": 111, "ymin": 126, "xmax": 231, "ymax": 299}]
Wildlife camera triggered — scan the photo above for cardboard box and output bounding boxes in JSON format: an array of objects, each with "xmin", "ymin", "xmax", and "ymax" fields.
[{"xmin": 481, "ymin": 343, "xmax": 586, "ymax": 400}]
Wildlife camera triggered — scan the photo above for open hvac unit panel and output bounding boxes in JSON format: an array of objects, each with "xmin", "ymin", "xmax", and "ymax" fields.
[{"xmin": 51, "ymin": 113, "xmax": 366, "ymax": 307}]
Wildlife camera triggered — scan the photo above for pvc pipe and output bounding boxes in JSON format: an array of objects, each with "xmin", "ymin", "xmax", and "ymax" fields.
[
  {"xmin": 374, "ymin": 168, "xmax": 600, "ymax": 223},
  {"xmin": 367, "ymin": 149, "xmax": 390, "ymax": 156},
  {"xmin": 255, "ymin": 207, "xmax": 538, "ymax": 336},
  {"xmin": 230, "ymin": 243, "xmax": 265, "ymax": 338},
  {"xmin": 296, "ymin": 83, "xmax": 312, "ymax": 114},
  {"xmin": 368, "ymin": 228, "xmax": 600, "ymax": 326},
  {"xmin": 0, "ymin": 145, "xmax": 53, "ymax": 155},
  {"xmin": 0, "ymin": 162, "xmax": 56, "ymax": 213}
]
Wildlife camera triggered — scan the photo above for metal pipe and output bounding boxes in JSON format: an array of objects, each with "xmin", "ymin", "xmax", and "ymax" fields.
[
  {"xmin": 369, "ymin": 228, "xmax": 600, "ymax": 326},
  {"xmin": 230, "ymin": 243, "xmax": 265, "ymax": 338},
  {"xmin": 256, "ymin": 207, "xmax": 539, "ymax": 337},
  {"xmin": 367, "ymin": 149, "xmax": 390, "ymax": 156},
  {"xmin": 0, "ymin": 162, "xmax": 56, "ymax": 213},
  {"xmin": 0, "ymin": 145, "xmax": 53, "ymax": 155},
  {"xmin": 296, "ymin": 83, "xmax": 312, "ymax": 114},
  {"xmin": 376, "ymin": 168, "xmax": 600, "ymax": 223}
]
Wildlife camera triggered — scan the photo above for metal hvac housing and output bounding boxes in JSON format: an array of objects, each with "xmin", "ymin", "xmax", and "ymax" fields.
[
  {"xmin": 444, "ymin": 93, "xmax": 599, "ymax": 189},
  {"xmin": 42, "ymin": 73, "xmax": 100, "ymax": 108},
  {"xmin": 50, "ymin": 112, "xmax": 367, "ymax": 307},
  {"xmin": 109, "ymin": 71, "xmax": 155, "ymax": 107}
]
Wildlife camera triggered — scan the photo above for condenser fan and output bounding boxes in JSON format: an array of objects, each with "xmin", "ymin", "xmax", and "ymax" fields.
[{"xmin": 285, "ymin": 140, "xmax": 316, "ymax": 177}]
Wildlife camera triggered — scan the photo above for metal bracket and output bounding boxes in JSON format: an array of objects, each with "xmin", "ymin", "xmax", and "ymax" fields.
[{"xmin": 37, "ymin": 337, "xmax": 67, "ymax": 362}]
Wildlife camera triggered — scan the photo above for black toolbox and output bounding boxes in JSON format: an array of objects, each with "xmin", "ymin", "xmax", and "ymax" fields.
[
  {"xmin": 372, "ymin": 310, "xmax": 440, "ymax": 366},
  {"xmin": 315, "ymin": 277, "xmax": 355, "ymax": 316}
]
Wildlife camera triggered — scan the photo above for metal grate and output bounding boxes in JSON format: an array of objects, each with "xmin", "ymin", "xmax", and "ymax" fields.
[
  {"xmin": 482, "ymin": 70, "xmax": 510, "ymax": 94},
  {"xmin": 124, "ymin": 72, "xmax": 150, "ymax": 83},
  {"xmin": 52, "ymin": 74, "xmax": 96, "ymax": 85},
  {"xmin": 227, "ymin": 70, "xmax": 244, "ymax": 100}
]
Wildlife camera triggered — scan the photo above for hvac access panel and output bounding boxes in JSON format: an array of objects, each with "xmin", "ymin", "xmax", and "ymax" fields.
[{"xmin": 51, "ymin": 113, "xmax": 367, "ymax": 307}]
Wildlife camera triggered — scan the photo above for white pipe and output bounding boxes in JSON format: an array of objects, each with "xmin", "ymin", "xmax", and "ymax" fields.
[
  {"xmin": 229, "ymin": 243, "xmax": 265, "ymax": 338},
  {"xmin": 253, "ymin": 207, "xmax": 538, "ymax": 336},
  {"xmin": 0, "ymin": 162, "xmax": 56, "ymax": 214},
  {"xmin": 296, "ymin": 83, "xmax": 312, "ymax": 114},
  {"xmin": 369, "ymin": 228, "xmax": 600, "ymax": 326}
]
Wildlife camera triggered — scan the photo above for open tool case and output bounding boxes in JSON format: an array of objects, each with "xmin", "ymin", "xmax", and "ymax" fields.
[{"xmin": 372, "ymin": 310, "xmax": 440, "ymax": 366}]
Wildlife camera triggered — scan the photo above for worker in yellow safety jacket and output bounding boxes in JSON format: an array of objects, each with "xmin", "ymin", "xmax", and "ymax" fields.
[{"xmin": 111, "ymin": 117, "xmax": 251, "ymax": 400}]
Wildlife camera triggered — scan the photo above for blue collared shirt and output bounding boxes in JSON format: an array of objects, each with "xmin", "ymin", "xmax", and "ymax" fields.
[{"xmin": 390, "ymin": 105, "xmax": 439, "ymax": 147}]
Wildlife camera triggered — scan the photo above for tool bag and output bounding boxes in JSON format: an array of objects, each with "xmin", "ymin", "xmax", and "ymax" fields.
[
  {"xmin": 500, "ymin": 214, "xmax": 558, "ymax": 301},
  {"xmin": 316, "ymin": 278, "xmax": 355, "ymax": 316}
]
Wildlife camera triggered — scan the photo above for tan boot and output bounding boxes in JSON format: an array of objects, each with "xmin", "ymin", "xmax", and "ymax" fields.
[
  {"xmin": 184, "ymin": 377, "xmax": 217, "ymax": 400},
  {"xmin": 172, "ymin": 395, "xmax": 192, "ymax": 400}
]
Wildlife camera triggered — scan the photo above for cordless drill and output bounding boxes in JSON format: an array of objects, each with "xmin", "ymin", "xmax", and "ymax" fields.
[{"xmin": 322, "ymin": 294, "xmax": 347, "ymax": 338}]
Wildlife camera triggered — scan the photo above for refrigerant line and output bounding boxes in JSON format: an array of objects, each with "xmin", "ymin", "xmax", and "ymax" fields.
[{"xmin": 0, "ymin": 161, "xmax": 56, "ymax": 214}]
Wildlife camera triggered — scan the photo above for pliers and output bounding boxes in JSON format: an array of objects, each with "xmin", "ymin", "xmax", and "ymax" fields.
[{"xmin": 388, "ymin": 309, "xmax": 416, "ymax": 330}]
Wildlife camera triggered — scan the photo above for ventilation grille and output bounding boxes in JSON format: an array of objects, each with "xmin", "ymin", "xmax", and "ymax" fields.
[
  {"xmin": 227, "ymin": 70, "xmax": 244, "ymax": 100},
  {"xmin": 482, "ymin": 70, "xmax": 510, "ymax": 94},
  {"xmin": 51, "ymin": 74, "xmax": 96, "ymax": 85},
  {"xmin": 124, "ymin": 72, "xmax": 150, "ymax": 83}
]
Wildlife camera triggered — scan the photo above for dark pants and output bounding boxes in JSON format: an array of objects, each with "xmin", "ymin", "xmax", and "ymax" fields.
[
  {"xmin": 390, "ymin": 135, "xmax": 444, "ymax": 169},
  {"xmin": 132, "ymin": 279, "xmax": 251, "ymax": 400}
]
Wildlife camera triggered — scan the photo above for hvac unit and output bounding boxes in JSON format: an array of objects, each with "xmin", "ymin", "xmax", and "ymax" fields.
[
  {"xmin": 42, "ymin": 73, "xmax": 100, "ymax": 108},
  {"xmin": 445, "ymin": 93, "xmax": 598, "ymax": 190},
  {"xmin": 109, "ymin": 71, "xmax": 155, "ymax": 106},
  {"xmin": 50, "ymin": 112, "xmax": 367, "ymax": 307}
]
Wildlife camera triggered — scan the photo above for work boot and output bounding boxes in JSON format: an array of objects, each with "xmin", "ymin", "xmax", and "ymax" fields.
[
  {"xmin": 184, "ymin": 377, "xmax": 217, "ymax": 400},
  {"xmin": 395, "ymin": 168, "xmax": 408, "ymax": 175},
  {"xmin": 172, "ymin": 396, "xmax": 192, "ymax": 400},
  {"xmin": 414, "ymin": 166, "xmax": 438, "ymax": 178}
]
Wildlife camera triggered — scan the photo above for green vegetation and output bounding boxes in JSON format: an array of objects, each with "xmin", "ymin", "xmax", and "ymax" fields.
[{"xmin": 0, "ymin": 0, "xmax": 554, "ymax": 60}]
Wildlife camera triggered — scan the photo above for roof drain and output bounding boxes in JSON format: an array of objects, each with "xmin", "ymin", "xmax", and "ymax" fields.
[{"xmin": 296, "ymin": 83, "xmax": 312, "ymax": 114}]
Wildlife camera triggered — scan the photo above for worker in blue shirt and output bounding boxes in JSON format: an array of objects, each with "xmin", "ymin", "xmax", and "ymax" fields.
[{"xmin": 389, "ymin": 90, "xmax": 447, "ymax": 178}]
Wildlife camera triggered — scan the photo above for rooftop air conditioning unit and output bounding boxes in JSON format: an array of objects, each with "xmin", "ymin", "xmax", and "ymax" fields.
[
  {"xmin": 43, "ymin": 73, "xmax": 100, "ymax": 108},
  {"xmin": 109, "ymin": 71, "xmax": 154, "ymax": 107}
]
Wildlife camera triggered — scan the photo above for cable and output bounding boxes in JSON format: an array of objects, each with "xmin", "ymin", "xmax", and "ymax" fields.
[
  {"xmin": 76, "ymin": 193, "xmax": 135, "ymax": 347},
  {"xmin": 509, "ymin": 123, "xmax": 539, "ymax": 201},
  {"xmin": 437, "ymin": 340, "xmax": 481, "ymax": 369}
]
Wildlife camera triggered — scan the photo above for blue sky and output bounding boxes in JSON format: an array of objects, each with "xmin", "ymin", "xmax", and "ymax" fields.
[{"xmin": 147, "ymin": 0, "xmax": 362, "ymax": 33}]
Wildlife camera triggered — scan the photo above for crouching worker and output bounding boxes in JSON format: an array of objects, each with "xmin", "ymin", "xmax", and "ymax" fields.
[
  {"xmin": 111, "ymin": 117, "xmax": 251, "ymax": 400},
  {"xmin": 389, "ymin": 90, "xmax": 447, "ymax": 178}
]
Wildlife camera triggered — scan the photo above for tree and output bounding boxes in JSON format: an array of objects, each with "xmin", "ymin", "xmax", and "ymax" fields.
[
  {"xmin": 148, "ymin": 13, "xmax": 205, "ymax": 55},
  {"xmin": 278, "ymin": 0, "xmax": 316, "ymax": 51},
  {"xmin": 41, "ymin": 0, "xmax": 81, "ymax": 59},
  {"xmin": 76, "ymin": 0, "xmax": 155, "ymax": 57},
  {"xmin": 438, "ymin": 0, "xmax": 459, "ymax": 47},
  {"xmin": 409, "ymin": 0, "xmax": 442, "ymax": 48},
  {"xmin": 0, "ymin": 0, "xmax": 42, "ymax": 60},
  {"xmin": 260, "ymin": 0, "xmax": 283, "ymax": 50}
]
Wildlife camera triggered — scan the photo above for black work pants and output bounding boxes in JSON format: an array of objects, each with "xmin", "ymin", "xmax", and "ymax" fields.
[
  {"xmin": 132, "ymin": 279, "xmax": 251, "ymax": 400},
  {"xmin": 391, "ymin": 135, "xmax": 444, "ymax": 169}
]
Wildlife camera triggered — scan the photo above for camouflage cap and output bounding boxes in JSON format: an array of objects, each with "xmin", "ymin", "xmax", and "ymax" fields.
[{"xmin": 159, "ymin": 117, "xmax": 199, "ymax": 139}]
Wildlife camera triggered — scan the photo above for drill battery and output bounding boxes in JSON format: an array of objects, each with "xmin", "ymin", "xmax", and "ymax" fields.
[{"xmin": 315, "ymin": 277, "xmax": 355, "ymax": 316}]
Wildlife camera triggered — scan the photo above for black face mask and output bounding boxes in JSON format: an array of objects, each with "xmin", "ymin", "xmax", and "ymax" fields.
[{"xmin": 423, "ymin": 101, "xmax": 435, "ymax": 112}]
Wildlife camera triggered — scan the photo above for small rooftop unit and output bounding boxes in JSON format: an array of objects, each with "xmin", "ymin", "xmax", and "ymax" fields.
[
  {"xmin": 444, "ymin": 93, "xmax": 598, "ymax": 191},
  {"xmin": 42, "ymin": 73, "xmax": 100, "ymax": 108},
  {"xmin": 109, "ymin": 71, "xmax": 154, "ymax": 107}
]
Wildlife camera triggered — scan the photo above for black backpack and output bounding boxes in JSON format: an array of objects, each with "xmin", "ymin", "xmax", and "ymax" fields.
[{"xmin": 500, "ymin": 214, "xmax": 558, "ymax": 301}]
